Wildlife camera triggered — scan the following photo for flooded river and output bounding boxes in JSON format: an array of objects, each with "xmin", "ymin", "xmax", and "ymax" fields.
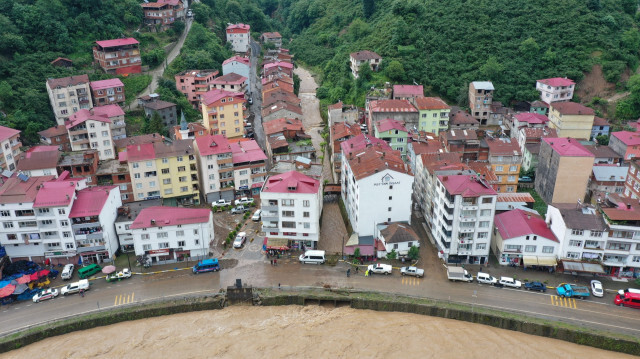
[{"xmin": 2, "ymin": 306, "xmax": 633, "ymax": 358}]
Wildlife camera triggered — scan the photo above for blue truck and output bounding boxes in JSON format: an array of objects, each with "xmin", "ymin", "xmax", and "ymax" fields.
[
  {"xmin": 193, "ymin": 258, "xmax": 221, "ymax": 274},
  {"xmin": 556, "ymin": 283, "xmax": 590, "ymax": 299}
]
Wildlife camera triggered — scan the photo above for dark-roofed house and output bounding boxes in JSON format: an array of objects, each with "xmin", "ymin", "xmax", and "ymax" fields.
[
  {"xmin": 114, "ymin": 133, "xmax": 164, "ymax": 153},
  {"xmin": 468, "ymin": 81, "xmax": 494, "ymax": 125},
  {"xmin": 588, "ymin": 165, "xmax": 627, "ymax": 203},
  {"xmin": 375, "ymin": 222, "xmax": 420, "ymax": 258},
  {"xmin": 57, "ymin": 150, "xmax": 100, "ymax": 184},
  {"xmin": 38, "ymin": 125, "xmax": 72, "ymax": 152},
  {"xmin": 591, "ymin": 116, "xmax": 610, "ymax": 140},
  {"xmin": 141, "ymin": 98, "xmax": 178, "ymax": 130},
  {"xmin": 260, "ymin": 32, "xmax": 282, "ymax": 47},
  {"xmin": 440, "ymin": 129, "xmax": 480, "ymax": 161},
  {"xmin": 449, "ymin": 110, "xmax": 480, "ymax": 130},
  {"xmin": 393, "ymin": 85, "xmax": 423, "ymax": 101},
  {"xmin": 330, "ymin": 122, "xmax": 362, "ymax": 181},
  {"xmin": 367, "ymin": 99, "xmax": 418, "ymax": 133},
  {"xmin": 115, "ymin": 198, "xmax": 163, "ymax": 251},
  {"xmin": 96, "ymin": 159, "xmax": 134, "ymax": 203},
  {"xmin": 210, "ymin": 72, "xmax": 248, "ymax": 93},
  {"xmin": 16, "ymin": 146, "xmax": 60, "ymax": 177},
  {"xmin": 262, "ymin": 102, "xmax": 303, "ymax": 123},
  {"xmin": 583, "ymin": 144, "xmax": 622, "ymax": 165},
  {"xmin": 350, "ymin": 50, "xmax": 382, "ymax": 78}
]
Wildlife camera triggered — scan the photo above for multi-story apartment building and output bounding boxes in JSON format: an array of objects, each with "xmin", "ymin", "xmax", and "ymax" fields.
[
  {"xmin": 46, "ymin": 75, "xmax": 92, "ymax": 125},
  {"xmin": 373, "ymin": 118, "xmax": 408, "ymax": 156},
  {"xmin": 57, "ymin": 150, "xmax": 99, "ymax": 184},
  {"xmin": 583, "ymin": 144, "xmax": 622, "ymax": 165},
  {"xmin": 536, "ymin": 77, "xmax": 575, "ymax": 104},
  {"xmin": 468, "ymin": 81, "xmax": 494, "ymax": 125},
  {"xmin": 535, "ymin": 138, "xmax": 594, "ymax": 204},
  {"xmin": 66, "ymin": 109, "xmax": 115, "ymax": 160},
  {"xmin": 38, "ymin": 125, "xmax": 71, "ymax": 152},
  {"xmin": 486, "ymin": 138, "xmax": 521, "ymax": 193},
  {"xmin": 222, "ymin": 56, "xmax": 251, "ymax": 89},
  {"xmin": 69, "ymin": 185, "xmax": 122, "ymax": 264},
  {"xmin": 93, "ymin": 38, "xmax": 142, "ymax": 75},
  {"xmin": 200, "ymin": 89, "xmax": 246, "ymax": 138},
  {"xmin": 175, "ymin": 69, "xmax": 220, "ymax": 107},
  {"xmin": 518, "ymin": 127, "xmax": 557, "ymax": 171},
  {"xmin": 341, "ymin": 146, "xmax": 413, "ymax": 237},
  {"xmin": 141, "ymin": 0, "xmax": 185, "ymax": 31},
  {"xmin": 126, "ymin": 140, "xmax": 200, "ymax": 205},
  {"xmin": 431, "ymin": 174, "xmax": 497, "ymax": 264},
  {"xmin": 141, "ymin": 99, "xmax": 178, "ymax": 130},
  {"xmin": 330, "ymin": 122, "xmax": 361, "ymax": 181},
  {"xmin": 439, "ymin": 129, "xmax": 481, "ymax": 162},
  {"xmin": 367, "ymin": 99, "xmax": 418, "ymax": 132},
  {"xmin": 493, "ymin": 209, "xmax": 559, "ymax": 267},
  {"xmin": 130, "ymin": 206, "xmax": 213, "ymax": 262},
  {"xmin": 349, "ymin": 50, "xmax": 381, "ymax": 78},
  {"xmin": 114, "ymin": 198, "xmax": 162, "ymax": 252},
  {"xmin": 548, "ymin": 102, "xmax": 595, "ymax": 139},
  {"xmin": 264, "ymin": 61, "xmax": 294, "ymax": 78},
  {"xmin": 393, "ymin": 85, "xmax": 423, "ymax": 101},
  {"xmin": 229, "ymin": 140, "xmax": 268, "ymax": 198},
  {"xmin": 210, "ymin": 73, "xmax": 248, "ymax": 93},
  {"xmin": 609, "ymin": 131, "xmax": 640, "ymax": 161},
  {"xmin": 260, "ymin": 32, "xmax": 282, "ymax": 47},
  {"xmin": 588, "ymin": 166, "xmax": 627, "ymax": 202},
  {"xmin": 226, "ymin": 23, "xmax": 250, "ymax": 53},
  {"xmin": 90, "ymin": 78, "xmax": 125, "ymax": 106},
  {"xmin": 262, "ymin": 102, "xmax": 303, "ymax": 123},
  {"xmin": 509, "ymin": 113, "xmax": 549, "ymax": 139},
  {"xmin": 96, "ymin": 159, "xmax": 134, "ymax": 203},
  {"xmin": 624, "ymin": 159, "xmax": 640, "ymax": 199},
  {"xmin": 414, "ymin": 97, "xmax": 450, "ymax": 135},
  {"xmin": 591, "ymin": 116, "xmax": 610, "ymax": 140},
  {"xmin": 0, "ymin": 126, "xmax": 22, "ymax": 171},
  {"xmin": 95, "ymin": 104, "xmax": 126, "ymax": 140},
  {"xmin": 16, "ymin": 146, "xmax": 60, "ymax": 177},
  {"xmin": 260, "ymin": 171, "xmax": 322, "ymax": 249},
  {"xmin": 598, "ymin": 194, "xmax": 640, "ymax": 278}
]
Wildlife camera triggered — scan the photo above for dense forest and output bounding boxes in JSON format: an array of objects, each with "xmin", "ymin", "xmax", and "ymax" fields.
[{"xmin": 273, "ymin": 0, "xmax": 640, "ymax": 120}]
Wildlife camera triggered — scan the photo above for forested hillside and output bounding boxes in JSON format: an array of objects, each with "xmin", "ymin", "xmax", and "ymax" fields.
[{"xmin": 277, "ymin": 0, "xmax": 640, "ymax": 114}]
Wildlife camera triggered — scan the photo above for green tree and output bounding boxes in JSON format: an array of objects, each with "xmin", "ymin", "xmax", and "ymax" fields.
[
  {"xmin": 143, "ymin": 112, "xmax": 166, "ymax": 135},
  {"xmin": 385, "ymin": 60, "xmax": 406, "ymax": 82},
  {"xmin": 408, "ymin": 245, "xmax": 419, "ymax": 261},
  {"xmin": 386, "ymin": 249, "xmax": 397, "ymax": 260},
  {"xmin": 363, "ymin": 0, "xmax": 375, "ymax": 18},
  {"xmin": 353, "ymin": 248, "xmax": 361, "ymax": 258},
  {"xmin": 479, "ymin": 56, "xmax": 505, "ymax": 82},
  {"xmin": 519, "ymin": 37, "xmax": 540, "ymax": 56},
  {"xmin": 596, "ymin": 134, "xmax": 610, "ymax": 145}
]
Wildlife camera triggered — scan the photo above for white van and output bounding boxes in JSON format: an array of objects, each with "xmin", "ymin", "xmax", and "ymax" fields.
[
  {"xmin": 61, "ymin": 264, "xmax": 75, "ymax": 280},
  {"xmin": 299, "ymin": 250, "xmax": 325, "ymax": 264},
  {"xmin": 61, "ymin": 279, "xmax": 89, "ymax": 296},
  {"xmin": 476, "ymin": 272, "xmax": 498, "ymax": 285}
]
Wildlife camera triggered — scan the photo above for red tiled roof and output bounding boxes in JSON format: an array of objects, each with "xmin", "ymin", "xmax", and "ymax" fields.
[
  {"xmin": 90, "ymin": 78, "xmax": 124, "ymax": 91},
  {"xmin": 0, "ymin": 175, "xmax": 55, "ymax": 204},
  {"xmin": 514, "ymin": 113, "xmax": 549, "ymax": 125},
  {"xmin": 96, "ymin": 38, "xmax": 139, "ymax": 48},
  {"xmin": 66, "ymin": 109, "xmax": 111, "ymax": 129},
  {"xmin": 466, "ymin": 161, "xmax": 497, "ymax": 182},
  {"xmin": 262, "ymin": 90, "xmax": 301, "ymax": 108},
  {"xmin": 450, "ymin": 111, "xmax": 479, "ymax": 125},
  {"xmin": 0, "ymin": 125, "xmax": 20, "ymax": 142},
  {"xmin": 262, "ymin": 102, "xmax": 303, "ymax": 117},
  {"xmin": 375, "ymin": 118, "xmax": 407, "ymax": 133},
  {"xmin": 126, "ymin": 143, "xmax": 156, "ymax": 162},
  {"xmin": 201, "ymin": 89, "xmax": 245, "ymax": 106},
  {"xmin": 530, "ymin": 100, "xmax": 549, "ymax": 108},
  {"xmin": 592, "ymin": 116, "xmax": 610, "ymax": 127},
  {"xmin": 38, "ymin": 125, "xmax": 67, "ymax": 138},
  {"xmin": 551, "ymin": 102, "xmax": 594, "ymax": 115},
  {"xmin": 92, "ymin": 104, "xmax": 125, "ymax": 118},
  {"xmin": 211, "ymin": 73, "xmax": 247, "ymax": 85},
  {"xmin": 195, "ymin": 134, "xmax": 231, "ymax": 156},
  {"xmin": 16, "ymin": 146, "xmax": 60, "ymax": 171},
  {"xmin": 393, "ymin": 85, "xmax": 423, "ymax": 98},
  {"xmin": 226, "ymin": 23, "xmax": 250, "ymax": 33},
  {"xmin": 346, "ymin": 146, "xmax": 409, "ymax": 180},
  {"xmin": 230, "ymin": 140, "xmax": 267, "ymax": 163},
  {"xmin": 262, "ymin": 32, "xmax": 282, "ymax": 39},
  {"xmin": 521, "ymin": 127, "xmax": 557, "ymax": 138},
  {"xmin": 537, "ymin": 77, "xmax": 575, "ymax": 87},
  {"xmin": 421, "ymin": 153, "xmax": 464, "ymax": 173},
  {"xmin": 328, "ymin": 101, "xmax": 343, "ymax": 111},
  {"xmin": 612, "ymin": 131, "xmax": 640, "ymax": 146},
  {"xmin": 340, "ymin": 134, "xmax": 391, "ymax": 157},
  {"xmin": 131, "ymin": 206, "xmax": 211, "ymax": 229},
  {"xmin": 264, "ymin": 61, "xmax": 294, "ymax": 70},
  {"xmin": 332, "ymin": 122, "xmax": 361, "ymax": 140},
  {"xmin": 496, "ymin": 193, "xmax": 535, "ymax": 203},
  {"xmin": 263, "ymin": 118, "xmax": 304, "ymax": 136},
  {"xmin": 32, "ymin": 178, "xmax": 77, "ymax": 208},
  {"xmin": 486, "ymin": 138, "xmax": 521, "ymax": 156},
  {"xmin": 438, "ymin": 175, "xmax": 496, "ymax": 197},
  {"xmin": 263, "ymin": 170, "xmax": 320, "ymax": 194},
  {"xmin": 495, "ymin": 209, "xmax": 558, "ymax": 241},
  {"xmin": 370, "ymin": 99, "xmax": 417, "ymax": 113},
  {"xmin": 414, "ymin": 97, "xmax": 450, "ymax": 110},
  {"xmin": 350, "ymin": 50, "xmax": 381, "ymax": 61},
  {"xmin": 410, "ymin": 141, "xmax": 445, "ymax": 156},
  {"xmin": 543, "ymin": 137, "xmax": 594, "ymax": 157},
  {"xmin": 222, "ymin": 56, "xmax": 250, "ymax": 66},
  {"xmin": 69, "ymin": 186, "xmax": 117, "ymax": 218},
  {"xmin": 46, "ymin": 74, "xmax": 90, "ymax": 89}
]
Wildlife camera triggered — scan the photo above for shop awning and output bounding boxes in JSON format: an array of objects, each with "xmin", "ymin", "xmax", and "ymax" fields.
[
  {"xmin": 523, "ymin": 256, "xmax": 557, "ymax": 267},
  {"xmin": 562, "ymin": 260, "xmax": 605, "ymax": 274},
  {"xmin": 265, "ymin": 237, "xmax": 289, "ymax": 250}
]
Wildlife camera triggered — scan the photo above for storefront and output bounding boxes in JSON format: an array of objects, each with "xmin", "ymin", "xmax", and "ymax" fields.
[
  {"xmin": 146, "ymin": 248, "xmax": 172, "ymax": 263},
  {"xmin": 79, "ymin": 250, "xmax": 110, "ymax": 264},
  {"xmin": 44, "ymin": 250, "xmax": 77, "ymax": 265}
]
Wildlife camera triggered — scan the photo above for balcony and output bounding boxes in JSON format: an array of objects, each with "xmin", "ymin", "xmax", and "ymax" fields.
[
  {"xmin": 261, "ymin": 205, "xmax": 278, "ymax": 212},
  {"xmin": 262, "ymin": 224, "xmax": 279, "ymax": 232},
  {"xmin": 76, "ymin": 242, "xmax": 106, "ymax": 253},
  {"xmin": 602, "ymin": 256, "xmax": 628, "ymax": 267},
  {"xmin": 460, "ymin": 216, "xmax": 477, "ymax": 222},
  {"xmin": 461, "ymin": 204, "xmax": 478, "ymax": 211},
  {"xmin": 459, "ymin": 227, "xmax": 475, "ymax": 233},
  {"xmin": 75, "ymin": 231, "xmax": 103, "ymax": 241},
  {"xmin": 503, "ymin": 247, "xmax": 522, "ymax": 253},
  {"xmin": 72, "ymin": 217, "xmax": 100, "ymax": 226},
  {"xmin": 261, "ymin": 212, "xmax": 279, "ymax": 222}
]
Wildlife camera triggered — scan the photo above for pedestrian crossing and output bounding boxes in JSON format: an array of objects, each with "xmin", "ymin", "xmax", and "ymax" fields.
[
  {"xmin": 401, "ymin": 277, "xmax": 421, "ymax": 286},
  {"xmin": 114, "ymin": 292, "xmax": 135, "ymax": 306},
  {"xmin": 551, "ymin": 295, "xmax": 577, "ymax": 309}
]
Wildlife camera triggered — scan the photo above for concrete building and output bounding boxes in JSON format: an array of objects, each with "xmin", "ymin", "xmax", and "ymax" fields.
[
  {"xmin": 57, "ymin": 151, "xmax": 99, "ymax": 185},
  {"xmin": 260, "ymin": 32, "xmax": 282, "ymax": 47},
  {"xmin": 509, "ymin": 113, "xmax": 549, "ymax": 139},
  {"xmin": 373, "ymin": 118, "xmax": 408, "ymax": 156},
  {"xmin": 0, "ymin": 126, "xmax": 22, "ymax": 171},
  {"xmin": 375, "ymin": 222, "xmax": 420, "ymax": 259},
  {"xmin": 598, "ymin": 194, "xmax": 640, "ymax": 277},
  {"xmin": 95, "ymin": 105, "xmax": 126, "ymax": 140},
  {"xmin": 66, "ymin": 109, "xmax": 116, "ymax": 160},
  {"xmin": 341, "ymin": 145, "xmax": 413, "ymax": 237},
  {"xmin": 260, "ymin": 171, "xmax": 322, "ymax": 249},
  {"xmin": 536, "ymin": 77, "xmax": 575, "ymax": 104},
  {"xmin": 226, "ymin": 23, "xmax": 250, "ymax": 53},
  {"xmin": 210, "ymin": 73, "xmax": 248, "ymax": 93},
  {"xmin": 327, "ymin": 101, "xmax": 359, "ymax": 127},
  {"xmin": 591, "ymin": 117, "xmax": 610, "ymax": 140},
  {"xmin": 90, "ymin": 78, "xmax": 125, "ymax": 106},
  {"xmin": 141, "ymin": 99, "xmax": 178, "ymax": 130},
  {"xmin": 174, "ymin": 117, "xmax": 208, "ymax": 140},
  {"xmin": 548, "ymin": 102, "xmax": 595, "ymax": 139},
  {"xmin": 609, "ymin": 131, "xmax": 640, "ymax": 161},
  {"xmin": 264, "ymin": 61, "xmax": 294, "ymax": 78},
  {"xmin": 493, "ymin": 209, "xmax": 559, "ymax": 267},
  {"xmin": 330, "ymin": 121, "xmax": 362, "ymax": 181},
  {"xmin": 222, "ymin": 56, "xmax": 251, "ymax": 89},
  {"xmin": 16, "ymin": 146, "xmax": 60, "ymax": 177},
  {"xmin": 449, "ymin": 110, "xmax": 480, "ymax": 130},
  {"xmin": 141, "ymin": 0, "xmax": 185, "ymax": 31},
  {"xmin": 468, "ymin": 81, "xmax": 494, "ymax": 125},
  {"xmin": 517, "ymin": 127, "xmax": 557, "ymax": 171},
  {"xmin": 38, "ymin": 125, "xmax": 71, "ymax": 152},
  {"xmin": 588, "ymin": 165, "xmax": 627, "ymax": 202},
  {"xmin": 414, "ymin": 97, "xmax": 450, "ymax": 135},
  {"xmin": 535, "ymin": 138, "xmax": 595, "ymax": 204},
  {"xmin": 114, "ymin": 198, "xmax": 163, "ymax": 252},
  {"xmin": 439, "ymin": 129, "xmax": 481, "ymax": 162},
  {"xmin": 174, "ymin": 69, "xmax": 219, "ymax": 107},
  {"xmin": 263, "ymin": 90, "xmax": 301, "ymax": 110},
  {"xmin": 46, "ymin": 75, "xmax": 92, "ymax": 125},
  {"xmin": 200, "ymin": 89, "xmax": 246, "ymax": 138},
  {"xmin": 349, "ymin": 50, "xmax": 381, "ymax": 78},
  {"xmin": 367, "ymin": 99, "xmax": 418, "ymax": 132},
  {"xmin": 624, "ymin": 159, "xmax": 640, "ymax": 199},
  {"xmin": 431, "ymin": 174, "xmax": 497, "ymax": 264},
  {"xmin": 262, "ymin": 102, "xmax": 303, "ymax": 123},
  {"xmin": 583, "ymin": 144, "xmax": 622, "ymax": 165},
  {"xmin": 130, "ymin": 206, "xmax": 213, "ymax": 262},
  {"xmin": 95, "ymin": 159, "xmax": 134, "ymax": 203},
  {"xmin": 92, "ymin": 38, "xmax": 141, "ymax": 75},
  {"xmin": 393, "ymin": 85, "xmax": 423, "ymax": 101},
  {"xmin": 486, "ymin": 138, "xmax": 521, "ymax": 193}
]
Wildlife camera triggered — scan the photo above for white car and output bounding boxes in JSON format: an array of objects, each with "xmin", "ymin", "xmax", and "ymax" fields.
[
  {"xmin": 212, "ymin": 199, "xmax": 231, "ymax": 207},
  {"xmin": 367, "ymin": 263, "xmax": 392, "ymax": 275},
  {"xmin": 233, "ymin": 232, "xmax": 247, "ymax": 248},
  {"xmin": 498, "ymin": 276, "xmax": 522, "ymax": 289},
  {"xmin": 590, "ymin": 280, "xmax": 604, "ymax": 297},
  {"xmin": 251, "ymin": 209, "xmax": 262, "ymax": 221},
  {"xmin": 61, "ymin": 279, "xmax": 90, "ymax": 296},
  {"xmin": 476, "ymin": 272, "xmax": 498, "ymax": 285},
  {"xmin": 61, "ymin": 263, "xmax": 75, "ymax": 280},
  {"xmin": 234, "ymin": 197, "xmax": 255, "ymax": 206},
  {"xmin": 32, "ymin": 288, "xmax": 59, "ymax": 303}
]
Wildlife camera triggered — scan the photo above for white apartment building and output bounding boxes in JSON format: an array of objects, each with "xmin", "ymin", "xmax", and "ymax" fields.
[
  {"xmin": 341, "ymin": 146, "xmax": 413, "ymax": 237},
  {"xmin": 69, "ymin": 186, "xmax": 122, "ymax": 264},
  {"xmin": 222, "ymin": 56, "xmax": 251, "ymax": 89},
  {"xmin": 226, "ymin": 23, "xmax": 250, "ymax": 53},
  {"xmin": 67, "ymin": 109, "xmax": 115, "ymax": 160},
  {"xmin": 114, "ymin": 198, "xmax": 163, "ymax": 252},
  {"xmin": 260, "ymin": 171, "xmax": 322, "ymax": 249},
  {"xmin": 130, "ymin": 206, "xmax": 213, "ymax": 262},
  {"xmin": 493, "ymin": 209, "xmax": 560, "ymax": 267},
  {"xmin": 431, "ymin": 175, "xmax": 497, "ymax": 265},
  {"xmin": 536, "ymin": 77, "xmax": 575, "ymax": 104},
  {"xmin": 0, "ymin": 126, "xmax": 22, "ymax": 172},
  {"xmin": 46, "ymin": 74, "xmax": 93, "ymax": 125}
]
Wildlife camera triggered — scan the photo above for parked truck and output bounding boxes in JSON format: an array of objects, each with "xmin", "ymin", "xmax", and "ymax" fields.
[
  {"xmin": 400, "ymin": 266, "xmax": 424, "ymax": 278},
  {"xmin": 556, "ymin": 283, "xmax": 590, "ymax": 299},
  {"xmin": 446, "ymin": 266, "xmax": 473, "ymax": 282}
]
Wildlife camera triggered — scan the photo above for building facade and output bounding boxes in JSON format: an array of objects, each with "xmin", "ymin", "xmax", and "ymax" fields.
[
  {"xmin": 609, "ymin": 131, "xmax": 640, "ymax": 161},
  {"xmin": 200, "ymin": 89, "xmax": 246, "ymax": 138},
  {"xmin": 0, "ymin": 126, "xmax": 22, "ymax": 171},
  {"xmin": 66, "ymin": 109, "xmax": 116, "ymax": 160},
  {"xmin": 90, "ymin": 78, "xmax": 125, "ymax": 106},
  {"xmin": 373, "ymin": 118, "xmax": 408, "ymax": 156},
  {"xmin": 536, "ymin": 77, "xmax": 575, "ymax": 104},
  {"xmin": 93, "ymin": 38, "xmax": 142, "ymax": 75},
  {"xmin": 414, "ymin": 97, "xmax": 450, "ymax": 135},
  {"xmin": 226, "ymin": 23, "xmax": 250, "ymax": 53},
  {"xmin": 349, "ymin": 50, "xmax": 381, "ymax": 78},
  {"xmin": 468, "ymin": 81, "xmax": 494, "ymax": 125},
  {"xmin": 46, "ymin": 75, "xmax": 93, "ymax": 125},
  {"xmin": 222, "ymin": 56, "xmax": 251, "ymax": 89},
  {"xmin": 486, "ymin": 138, "xmax": 521, "ymax": 193},
  {"xmin": 548, "ymin": 102, "xmax": 595, "ymax": 139},
  {"xmin": 174, "ymin": 69, "xmax": 219, "ymax": 107}
]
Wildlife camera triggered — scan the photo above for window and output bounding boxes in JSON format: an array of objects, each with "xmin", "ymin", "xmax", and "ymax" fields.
[
  {"xmin": 542, "ymin": 246, "xmax": 554, "ymax": 253},
  {"xmin": 303, "ymin": 222, "xmax": 311, "ymax": 229},
  {"xmin": 282, "ymin": 211, "xmax": 294, "ymax": 217},
  {"xmin": 101, "ymin": 131, "xmax": 108, "ymax": 137},
  {"xmin": 239, "ymin": 170, "xmax": 248, "ymax": 175},
  {"xmin": 525, "ymin": 245, "xmax": 536, "ymax": 253},
  {"xmin": 482, "ymin": 198, "xmax": 493, "ymax": 204},
  {"xmin": 177, "ymin": 156, "xmax": 184, "ymax": 162},
  {"xmin": 133, "ymin": 163, "xmax": 139, "ymax": 169},
  {"xmin": 476, "ymin": 243, "xmax": 486, "ymax": 250},
  {"xmin": 194, "ymin": 229, "xmax": 198, "ymax": 235},
  {"xmin": 478, "ymin": 221, "xmax": 490, "ymax": 228},
  {"xmin": 136, "ymin": 183, "xmax": 143, "ymax": 189},
  {"xmin": 590, "ymin": 231, "xmax": 603, "ymax": 237},
  {"xmin": 141, "ymin": 234, "xmax": 150, "ymax": 240},
  {"xmin": 303, "ymin": 212, "xmax": 310, "ymax": 218},
  {"xmin": 138, "ymin": 193, "xmax": 144, "ymax": 199},
  {"xmin": 179, "ymin": 176, "xmax": 187, "ymax": 182},
  {"xmin": 38, "ymin": 208, "xmax": 50, "ymax": 214},
  {"xmin": 162, "ymin": 168, "xmax": 170, "ymax": 174},
  {"xmin": 480, "ymin": 209, "xmax": 491, "ymax": 216},
  {"xmin": 477, "ymin": 232, "xmax": 488, "ymax": 239},
  {"xmin": 0, "ymin": 210, "xmax": 10, "ymax": 217},
  {"xmin": 181, "ymin": 186, "xmax": 188, "ymax": 192},
  {"xmin": 178, "ymin": 241, "xmax": 186, "ymax": 247},
  {"xmin": 65, "ymin": 243, "xmax": 74, "ymax": 249},
  {"xmin": 3, "ymin": 222, "xmax": 13, "ymax": 229},
  {"xmin": 633, "ymin": 256, "xmax": 640, "ymax": 263},
  {"xmin": 134, "ymin": 173, "xmax": 141, "ymax": 179},
  {"xmin": 178, "ymin": 166, "xmax": 186, "ymax": 172},
  {"xmin": 164, "ymin": 189, "xmax": 173, "ymax": 195},
  {"xmin": 388, "ymin": 207, "xmax": 392, "ymax": 212},
  {"xmin": 566, "ymin": 252, "xmax": 580, "ymax": 259},
  {"xmin": 163, "ymin": 178, "xmax": 171, "ymax": 185},
  {"xmin": 143, "ymin": 244, "xmax": 151, "ymax": 251},
  {"xmin": 495, "ymin": 166, "xmax": 503, "ymax": 172},
  {"xmin": 146, "ymin": 161, "xmax": 153, "ymax": 167},
  {"xmin": 569, "ymin": 240, "xmax": 582, "ymax": 247},
  {"xmin": 63, "ymin": 232, "xmax": 71, "ymax": 238},
  {"xmin": 507, "ymin": 175, "xmax": 516, "ymax": 182},
  {"xmin": 282, "ymin": 221, "xmax": 296, "ymax": 228},
  {"xmin": 282, "ymin": 199, "xmax": 294, "ymax": 206},
  {"xmin": 60, "ymin": 220, "xmax": 69, "ymax": 227},
  {"xmin": 176, "ymin": 230, "xmax": 184, "ymax": 237},
  {"xmin": 158, "ymin": 242, "xmax": 169, "ymax": 249},
  {"xmin": 103, "ymin": 140, "xmax": 110, "ymax": 146},
  {"xmin": 149, "ymin": 181, "xmax": 156, "ymax": 187},
  {"xmin": 571, "ymin": 229, "xmax": 584, "ymax": 236}
]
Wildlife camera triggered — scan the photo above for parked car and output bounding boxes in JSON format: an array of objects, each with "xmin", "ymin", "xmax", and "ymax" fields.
[
  {"xmin": 233, "ymin": 232, "xmax": 247, "ymax": 248},
  {"xmin": 106, "ymin": 268, "xmax": 132, "ymax": 282},
  {"xmin": 367, "ymin": 263, "xmax": 392, "ymax": 275},
  {"xmin": 498, "ymin": 276, "xmax": 522, "ymax": 289},
  {"xmin": 32, "ymin": 288, "xmax": 59, "ymax": 303},
  {"xmin": 61, "ymin": 263, "xmax": 75, "ymax": 280},
  {"xmin": 251, "ymin": 209, "xmax": 262, "ymax": 221},
  {"xmin": 590, "ymin": 280, "xmax": 604, "ymax": 297},
  {"xmin": 231, "ymin": 205, "xmax": 249, "ymax": 214},
  {"xmin": 556, "ymin": 283, "xmax": 590, "ymax": 299},
  {"xmin": 212, "ymin": 199, "xmax": 231, "ymax": 208},
  {"xmin": 476, "ymin": 272, "xmax": 498, "ymax": 285},
  {"xmin": 524, "ymin": 281, "xmax": 547, "ymax": 292},
  {"xmin": 61, "ymin": 279, "xmax": 90, "ymax": 296},
  {"xmin": 400, "ymin": 266, "xmax": 424, "ymax": 278},
  {"xmin": 235, "ymin": 197, "xmax": 255, "ymax": 206},
  {"xmin": 520, "ymin": 176, "xmax": 533, "ymax": 182}
]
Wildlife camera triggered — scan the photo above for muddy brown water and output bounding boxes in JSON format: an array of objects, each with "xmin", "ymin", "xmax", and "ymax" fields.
[{"xmin": 2, "ymin": 306, "xmax": 633, "ymax": 358}]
